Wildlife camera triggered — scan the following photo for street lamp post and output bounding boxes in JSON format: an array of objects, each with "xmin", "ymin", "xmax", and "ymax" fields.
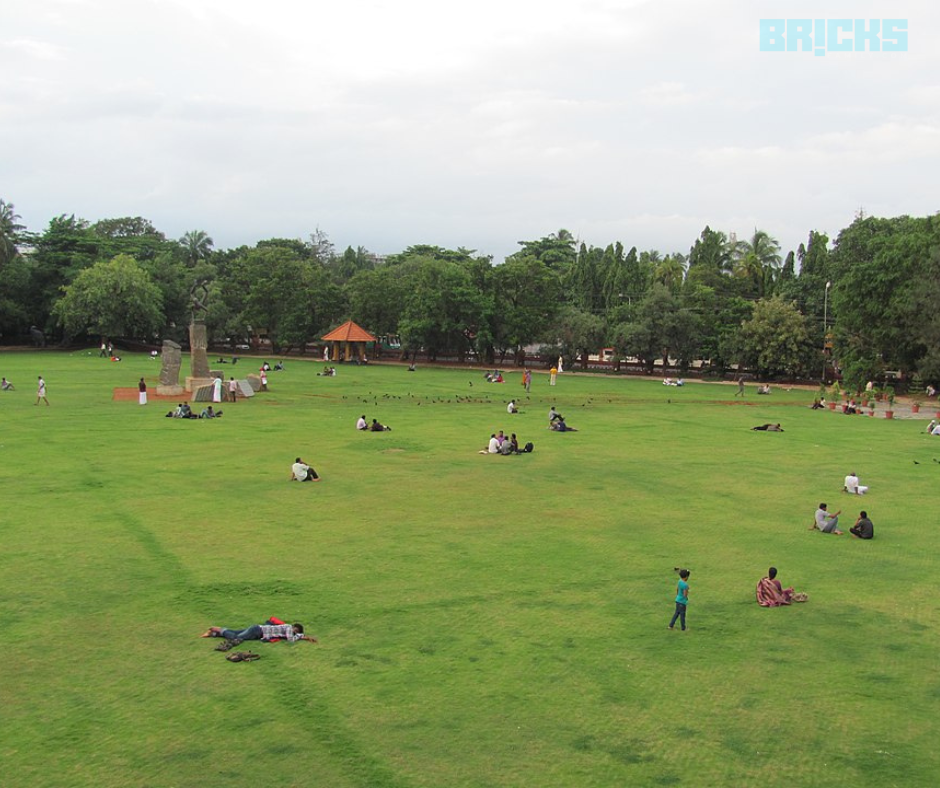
[{"xmin": 822, "ymin": 280, "xmax": 832, "ymax": 383}]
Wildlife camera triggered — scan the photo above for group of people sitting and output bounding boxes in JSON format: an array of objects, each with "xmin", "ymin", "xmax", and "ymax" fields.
[
  {"xmin": 357, "ymin": 415, "xmax": 391, "ymax": 431},
  {"xmin": 165, "ymin": 403, "xmax": 222, "ymax": 419},
  {"xmin": 926, "ymin": 419, "xmax": 940, "ymax": 435},
  {"xmin": 318, "ymin": 366, "xmax": 337, "ymax": 377},
  {"xmin": 480, "ymin": 430, "xmax": 531, "ymax": 455},
  {"xmin": 484, "ymin": 370, "xmax": 504, "ymax": 383},
  {"xmin": 756, "ymin": 384, "xmax": 772, "ymax": 395},
  {"xmin": 811, "ymin": 503, "xmax": 874, "ymax": 538},
  {"xmin": 548, "ymin": 406, "xmax": 577, "ymax": 432},
  {"xmin": 662, "ymin": 377, "xmax": 685, "ymax": 387}
]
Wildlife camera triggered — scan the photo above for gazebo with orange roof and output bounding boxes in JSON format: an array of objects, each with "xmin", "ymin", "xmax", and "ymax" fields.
[{"xmin": 321, "ymin": 320, "xmax": 377, "ymax": 362}]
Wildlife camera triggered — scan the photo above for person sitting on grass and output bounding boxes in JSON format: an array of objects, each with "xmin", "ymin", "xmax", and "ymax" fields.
[
  {"xmin": 756, "ymin": 567, "xmax": 795, "ymax": 607},
  {"xmin": 200, "ymin": 406, "xmax": 221, "ymax": 419},
  {"xmin": 507, "ymin": 400, "xmax": 519, "ymax": 414},
  {"xmin": 370, "ymin": 418, "xmax": 391, "ymax": 432},
  {"xmin": 550, "ymin": 418, "xmax": 577, "ymax": 432},
  {"xmin": 356, "ymin": 415, "xmax": 368, "ymax": 430},
  {"xmin": 812, "ymin": 503, "xmax": 842, "ymax": 534},
  {"xmin": 850, "ymin": 510, "xmax": 874, "ymax": 539},
  {"xmin": 201, "ymin": 621, "xmax": 318, "ymax": 649},
  {"xmin": 290, "ymin": 458, "xmax": 320, "ymax": 481},
  {"xmin": 479, "ymin": 434, "xmax": 500, "ymax": 454},
  {"xmin": 751, "ymin": 423, "xmax": 784, "ymax": 432},
  {"xmin": 843, "ymin": 472, "xmax": 868, "ymax": 495},
  {"xmin": 509, "ymin": 433, "xmax": 520, "ymax": 453},
  {"xmin": 1, "ymin": 377, "xmax": 13, "ymax": 391}
]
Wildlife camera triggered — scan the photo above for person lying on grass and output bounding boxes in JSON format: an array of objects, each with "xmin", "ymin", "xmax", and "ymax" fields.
[
  {"xmin": 751, "ymin": 423, "xmax": 784, "ymax": 431},
  {"xmin": 201, "ymin": 621, "xmax": 318, "ymax": 646}
]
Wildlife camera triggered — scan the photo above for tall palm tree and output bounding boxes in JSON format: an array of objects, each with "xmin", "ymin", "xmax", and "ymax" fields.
[
  {"xmin": 732, "ymin": 229, "xmax": 781, "ymax": 297},
  {"xmin": 0, "ymin": 199, "xmax": 24, "ymax": 266},
  {"xmin": 179, "ymin": 230, "xmax": 214, "ymax": 267},
  {"xmin": 653, "ymin": 255, "xmax": 686, "ymax": 293}
]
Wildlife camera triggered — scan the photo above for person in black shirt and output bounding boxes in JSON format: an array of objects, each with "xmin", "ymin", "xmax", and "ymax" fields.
[{"xmin": 850, "ymin": 511, "xmax": 874, "ymax": 539}]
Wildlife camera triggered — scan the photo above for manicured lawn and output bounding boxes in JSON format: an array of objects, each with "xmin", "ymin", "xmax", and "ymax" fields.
[{"xmin": 1, "ymin": 351, "xmax": 937, "ymax": 787}]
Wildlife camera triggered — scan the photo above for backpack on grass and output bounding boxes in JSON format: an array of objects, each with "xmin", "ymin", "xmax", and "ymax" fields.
[{"xmin": 523, "ymin": 442, "xmax": 534, "ymax": 453}]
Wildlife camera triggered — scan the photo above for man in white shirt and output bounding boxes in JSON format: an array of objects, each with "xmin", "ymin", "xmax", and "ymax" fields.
[
  {"xmin": 843, "ymin": 472, "xmax": 869, "ymax": 495},
  {"xmin": 290, "ymin": 458, "xmax": 320, "ymax": 481},
  {"xmin": 507, "ymin": 400, "xmax": 518, "ymax": 414},
  {"xmin": 356, "ymin": 415, "xmax": 368, "ymax": 430},
  {"xmin": 486, "ymin": 435, "xmax": 499, "ymax": 453}
]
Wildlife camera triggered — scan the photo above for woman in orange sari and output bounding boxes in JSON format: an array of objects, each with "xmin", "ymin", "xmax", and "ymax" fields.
[{"xmin": 756, "ymin": 567, "xmax": 795, "ymax": 607}]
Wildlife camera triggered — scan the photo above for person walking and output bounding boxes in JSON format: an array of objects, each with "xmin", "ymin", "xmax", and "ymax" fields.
[
  {"xmin": 668, "ymin": 569, "xmax": 690, "ymax": 631},
  {"xmin": 35, "ymin": 375, "xmax": 50, "ymax": 406}
]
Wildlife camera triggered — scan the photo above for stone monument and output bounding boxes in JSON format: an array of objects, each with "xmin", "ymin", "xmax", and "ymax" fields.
[
  {"xmin": 157, "ymin": 339, "xmax": 184, "ymax": 396},
  {"xmin": 186, "ymin": 279, "xmax": 213, "ymax": 392}
]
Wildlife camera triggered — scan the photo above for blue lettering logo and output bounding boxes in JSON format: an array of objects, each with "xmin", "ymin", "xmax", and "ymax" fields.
[{"xmin": 760, "ymin": 19, "xmax": 908, "ymax": 54}]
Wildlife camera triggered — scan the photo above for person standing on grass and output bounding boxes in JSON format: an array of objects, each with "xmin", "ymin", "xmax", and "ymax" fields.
[
  {"xmin": 228, "ymin": 377, "xmax": 237, "ymax": 402},
  {"xmin": 735, "ymin": 375, "xmax": 745, "ymax": 397},
  {"xmin": 668, "ymin": 569, "xmax": 690, "ymax": 631},
  {"xmin": 138, "ymin": 377, "xmax": 147, "ymax": 406},
  {"xmin": 35, "ymin": 375, "xmax": 49, "ymax": 406},
  {"xmin": 550, "ymin": 365, "xmax": 558, "ymax": 386}
]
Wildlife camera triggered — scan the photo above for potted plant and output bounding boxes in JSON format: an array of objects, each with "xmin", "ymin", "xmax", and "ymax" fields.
[
  {"xmin": 827, "ymin": 382, "xmax": 840, "ymax": 410},
  {"xmin": 866, "ymin": 392, "xmax": 877, "ymax": 417},
  {"xmin": 885, "ymin": 387, "xmax": 895, "ymax": 419}
]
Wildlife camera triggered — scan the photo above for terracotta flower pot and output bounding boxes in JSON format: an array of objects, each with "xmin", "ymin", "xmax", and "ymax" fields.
[
  {"xmin": 911, "ymin": 403, "xmax": 920, "ymax": 413},
  {"xmin": 827, "ymin": 402, "xmax": 836, "ymax": 410},
  {"xmin": 885, "ymin": 410, "xmax": 894, "ymax": 419}
]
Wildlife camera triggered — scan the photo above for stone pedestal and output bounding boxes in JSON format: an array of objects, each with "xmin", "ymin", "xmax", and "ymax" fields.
[
  {"xmin": 185, "ymin": 376, "xmax": 216, "ymax": 393},
  {"xmin": 189, "ymin": 320, "xmax": 210, "ymax": 379},
  {"xmin": 157, "ymin": 384, "xmax": 185, "ymax": 397}
]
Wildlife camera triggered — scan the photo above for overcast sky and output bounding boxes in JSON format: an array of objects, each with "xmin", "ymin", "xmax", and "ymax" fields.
[{"xmin": 2, "ymin": 0, "xmax": 937, "ymax": 262}]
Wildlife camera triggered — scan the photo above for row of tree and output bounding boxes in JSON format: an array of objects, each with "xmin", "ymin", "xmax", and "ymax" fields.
[{"xmin": 1, "ymin": 198, "xmax": 938, "ymax": 388}]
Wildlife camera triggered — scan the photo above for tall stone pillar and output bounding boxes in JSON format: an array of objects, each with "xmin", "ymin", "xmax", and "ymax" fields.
[{"xmin": 189, "ymin": 320, "xmax": 210, "ymax": 379}]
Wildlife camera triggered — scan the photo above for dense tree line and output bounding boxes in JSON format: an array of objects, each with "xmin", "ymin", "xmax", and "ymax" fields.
[{"xmin": 1, "ymin": 196, "xmax": 937, "ymax": 387}]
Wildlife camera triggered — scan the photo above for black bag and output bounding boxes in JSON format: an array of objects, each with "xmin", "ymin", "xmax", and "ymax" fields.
[{"xmin": 523, "ymin": 442, "xmax": 534, "ymax": 453}]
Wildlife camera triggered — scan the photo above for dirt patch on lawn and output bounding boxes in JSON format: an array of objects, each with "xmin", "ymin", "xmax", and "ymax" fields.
[{"xmin": 112, "ymin": 387, "xmax": 184, "ymax": 402}]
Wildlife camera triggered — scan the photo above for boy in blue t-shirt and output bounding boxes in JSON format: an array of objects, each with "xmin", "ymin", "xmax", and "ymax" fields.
[{"xmin": 668, "ymin": 569, "xmax": 690, "ymax": 631}]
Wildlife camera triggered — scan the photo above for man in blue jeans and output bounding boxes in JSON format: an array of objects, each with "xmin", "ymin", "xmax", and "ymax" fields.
[{"xmin": 201, "ymin": 621, "xmax": 317, "ymax": 646}]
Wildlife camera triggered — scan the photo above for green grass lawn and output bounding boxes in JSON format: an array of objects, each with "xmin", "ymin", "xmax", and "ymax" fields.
[{"xmin": 1, "ymin": 351, "xmax": 937, "ymax": 788}]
